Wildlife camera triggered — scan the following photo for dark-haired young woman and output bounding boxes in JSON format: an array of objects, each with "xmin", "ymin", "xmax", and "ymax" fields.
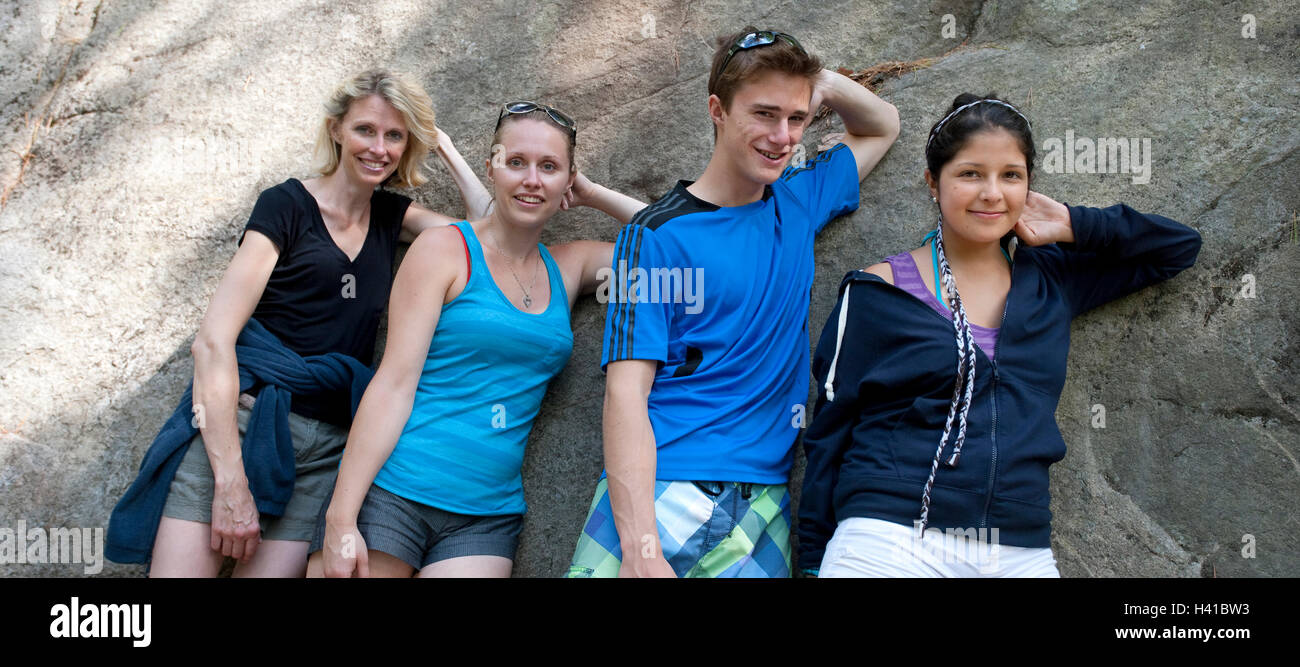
[{"xmin": 797, "ymin": 94, "xmax": 1201, "ymax": 577}]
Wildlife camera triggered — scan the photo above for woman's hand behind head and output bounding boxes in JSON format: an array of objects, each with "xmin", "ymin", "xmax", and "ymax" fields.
[{"xmin": 1014, "ymin": 191, "xmax": 1073, "ymax": 246}]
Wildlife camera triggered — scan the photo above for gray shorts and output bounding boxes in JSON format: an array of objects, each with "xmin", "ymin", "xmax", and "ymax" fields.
[
  {"xmin": 309, "ymin": 483, "xmax": 523, "ymax": 570},
  {"xmin": 161, "ymin": 404, "xmax": 349, "ymax": 542}
]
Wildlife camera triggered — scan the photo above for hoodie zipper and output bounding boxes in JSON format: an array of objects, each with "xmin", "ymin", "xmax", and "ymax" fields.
[
  {"xmin": 981, "ymin": 361, "xmax": 999, "ymax": 528},
  {"xmin": 980, "ymin": 260, "xmax": 1014, "ymax": 528},
  {"xmin": 833, "ymin": 264, "xmax": 1013, "ymax": 528}
]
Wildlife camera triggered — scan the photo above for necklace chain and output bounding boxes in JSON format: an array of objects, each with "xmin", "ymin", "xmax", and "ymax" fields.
[{"xmin": 489, "ymin": 226, "xmax": 540, "ymax": 308}]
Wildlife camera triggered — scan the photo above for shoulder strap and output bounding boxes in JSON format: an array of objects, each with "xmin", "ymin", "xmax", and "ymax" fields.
[{"xmin": 451, "ymin": 221, "xmax": 472, "ymax": 280}]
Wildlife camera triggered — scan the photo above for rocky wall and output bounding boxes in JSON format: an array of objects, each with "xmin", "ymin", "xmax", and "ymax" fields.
[{"xmin": 0, "ymin": 0, "xmax": 1295, "ymax": 577}]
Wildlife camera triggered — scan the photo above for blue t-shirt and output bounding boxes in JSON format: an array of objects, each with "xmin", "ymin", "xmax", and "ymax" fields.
[{"xmin": 601, "ymin": 143, "xmax": 859, "ymax": 483}]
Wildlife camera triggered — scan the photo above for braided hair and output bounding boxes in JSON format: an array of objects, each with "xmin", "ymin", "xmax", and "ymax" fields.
[{"xmin": 916, "ymin": 93, "xmax": 1035, "ymax": 534}]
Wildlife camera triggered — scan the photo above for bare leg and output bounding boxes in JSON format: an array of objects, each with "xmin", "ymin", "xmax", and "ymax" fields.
[
  {"xmin": 149, "ymin": 517, "xmax": 225, "ymax": 578},
  {"xmin": 417, "ymin": 555, "xmax": 512, "ymax": 578},
  {"xmin": 231, "ymin": 539, "xmax": 310, "ymax": 578},
  {"xmin": 365, "ymin": 550, "xmax": 417, "ymax": 578},
  {"xmin": 306, "ymin": 548, "xmax": 416, "ymax": 578},
  {"xmin": 306, "ymin": 549, "xmax": 325, "ymax": 578}
]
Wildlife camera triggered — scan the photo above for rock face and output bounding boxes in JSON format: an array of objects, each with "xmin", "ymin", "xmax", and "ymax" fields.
[{"xmin": 0, "ymin": 0, "xmax": 1295, "ymax": 577}]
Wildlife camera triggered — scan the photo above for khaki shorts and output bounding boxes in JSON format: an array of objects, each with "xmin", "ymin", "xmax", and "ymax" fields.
[{"xmin": 161, "ymin": 403, "xmax": 349, "ymax": 542}]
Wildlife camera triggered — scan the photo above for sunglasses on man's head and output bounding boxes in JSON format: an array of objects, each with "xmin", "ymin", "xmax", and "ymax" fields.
[
  {"xmin": 495, "ymin": 101, "xmax": 577, "ymax": 138},
  {"xmin": 719, "ymin": 30, "xmax": 806, "ymax": 75}
]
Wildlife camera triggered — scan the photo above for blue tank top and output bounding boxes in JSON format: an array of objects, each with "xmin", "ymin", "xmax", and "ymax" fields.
[{"xmin": 373, "ymin": 221, "xmax": 573, "ymax": 516}]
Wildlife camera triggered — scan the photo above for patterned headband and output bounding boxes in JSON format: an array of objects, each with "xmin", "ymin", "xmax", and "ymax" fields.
[{"xmin": 925, "ymin": 99, "xmax": 1032, "ymax": 151}]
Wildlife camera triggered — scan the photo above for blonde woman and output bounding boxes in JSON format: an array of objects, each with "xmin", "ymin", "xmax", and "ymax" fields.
[
  {"xmin": 310, "ymin": 101, "xmax": 644, "ymax": 577},
  {"xmin": 107, "ymin": 69, "xmax": 491, "ymax": 577}
]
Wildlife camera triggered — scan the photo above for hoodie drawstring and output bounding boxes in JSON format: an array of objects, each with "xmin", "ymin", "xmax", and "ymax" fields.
[{"xmin": 823, "ymin": 283, "xmax": 852, "ymax": 402}]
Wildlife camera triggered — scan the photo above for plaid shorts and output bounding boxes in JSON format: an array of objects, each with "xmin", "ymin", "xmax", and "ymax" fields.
[{"xmin": 565, "ymin": 478, "xmax": 791, "ymax": 578}]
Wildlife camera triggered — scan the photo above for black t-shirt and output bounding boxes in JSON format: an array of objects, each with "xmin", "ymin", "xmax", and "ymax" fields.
[{"xmin": 240, "ymin": 178, "xmax": 412, "ymax": 426}]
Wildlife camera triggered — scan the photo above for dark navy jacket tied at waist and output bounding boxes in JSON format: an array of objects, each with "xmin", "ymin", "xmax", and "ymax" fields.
[{"xmin": 105, "ymin": 318, "xmax": 373, "ymax": 564}]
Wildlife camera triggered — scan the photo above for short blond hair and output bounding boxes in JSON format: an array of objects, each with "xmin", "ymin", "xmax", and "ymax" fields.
[{"xmin": 313, "ymin": 69, "xmax": 437, "ymax": 188}]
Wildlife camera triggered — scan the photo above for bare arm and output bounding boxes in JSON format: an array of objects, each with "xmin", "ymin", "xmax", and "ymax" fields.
[
  {"xmin": 603, "ymin": 359, "xmax": 676, "ymax": 577},
  {"xmin": 810, "ymin": 69, "xmax": 900, "ymax": 182},
  {"xmin": 320, "ymin": 226, "xmax": 462, "ymax": 577},
  {"xmin": 437, "ymin": 126, "xmax": 492, "ymax": 221},
  {"xmin": 399, "ymin": 127, "xmax": 492, "ymax": 242},
  {"xmin": 400, "ymin": 204, "xmax": 458, "ymax": 243},
  {"xmin": 563, "ymin": 172, "xmax": 647, "ymax": 224},
  {"xmin": 549, "ymin": 240, "xmax": 615, "ymax": 309},
  {"xmin": 549, "ymin": 172, "xmax": 640, "ymax": 308},
  {"xmin": 190, "ymin": 230, "xmax": 279, "ymax": 561}
]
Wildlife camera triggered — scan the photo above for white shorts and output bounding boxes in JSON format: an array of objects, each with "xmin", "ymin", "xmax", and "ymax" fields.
[{"xmin": 819, "ymin": 517, "xmax": 1061, "ymax": 578}]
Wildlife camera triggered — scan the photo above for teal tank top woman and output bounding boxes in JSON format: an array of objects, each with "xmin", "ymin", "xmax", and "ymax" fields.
[{"xmin": 373, "ymin": 220, "xmax": 573, "ymax": 516}]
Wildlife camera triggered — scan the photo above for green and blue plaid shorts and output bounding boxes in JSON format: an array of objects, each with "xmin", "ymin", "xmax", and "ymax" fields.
[{"xmin": 565, "ymin": 478, "xmax": 791, "ymax": 578}]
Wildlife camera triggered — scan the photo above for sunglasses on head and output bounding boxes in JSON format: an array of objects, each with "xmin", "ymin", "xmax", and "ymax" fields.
[
  {"xmin": 718, "ymin": 30, "xmax": 806, "ymax": 75},
  {"xmin": 495, "ymin": 101, "xmax": 577, "ymax": 139}
]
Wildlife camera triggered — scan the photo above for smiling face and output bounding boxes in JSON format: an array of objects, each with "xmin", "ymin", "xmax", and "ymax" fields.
[
  {"xmin": 711, "ymin": 70, "xmax": 811, "ymax": 188},
  {"xmin": 926, "ymin": 128, "xmax": 1029, "ymax": 244},
  {"xmin": 486, "ymin": 117, "xmax": 575, "ymax": 226},
  {"xmin": 329, "ymin": 94, "xmax": 408, "ymax": 187}
]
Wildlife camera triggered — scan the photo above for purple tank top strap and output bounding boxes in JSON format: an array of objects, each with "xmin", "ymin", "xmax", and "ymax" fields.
[{"xmin": 880, "ymin": 252, "xmax": 1000, "ymax": 360}]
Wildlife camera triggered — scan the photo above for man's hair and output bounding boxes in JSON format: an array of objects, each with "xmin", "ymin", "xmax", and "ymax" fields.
[{"xmin": 706, "ymin": 26, "xmax": 823, "ymax": 137}]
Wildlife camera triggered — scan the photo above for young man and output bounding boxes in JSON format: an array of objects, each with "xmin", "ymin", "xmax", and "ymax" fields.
[{"xmin": 566, "ymin": 27, "xmax": 900, "ymax": 577}]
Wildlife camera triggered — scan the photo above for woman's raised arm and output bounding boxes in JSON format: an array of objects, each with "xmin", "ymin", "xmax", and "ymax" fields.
[{"xmin": 399, "ymin": 127, "xmax": 493, "ymax": 241}]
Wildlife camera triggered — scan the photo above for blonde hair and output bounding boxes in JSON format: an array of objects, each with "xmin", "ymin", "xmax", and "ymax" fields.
[
  {"xmin": 491, "ymin": 109, "xmax": 577, "ymax": 173},
  {"xmin": 313, "ymin": 69, "xmax": 437, "ymax": 188}
]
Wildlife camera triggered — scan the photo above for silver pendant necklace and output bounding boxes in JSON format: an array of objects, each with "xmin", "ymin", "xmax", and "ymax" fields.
[{"xmin": 490, "ymin": 226, "xmax": 540, "ymax": 308}]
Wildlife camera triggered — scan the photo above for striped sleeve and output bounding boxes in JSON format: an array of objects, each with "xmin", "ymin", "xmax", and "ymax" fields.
[
  {"xmin": 778, "ymin": 143, "xmax": 861, "ymax": 235},
  {"xmin": 601, "ymin": 221, "xmax": 673, "ymax": 370}
]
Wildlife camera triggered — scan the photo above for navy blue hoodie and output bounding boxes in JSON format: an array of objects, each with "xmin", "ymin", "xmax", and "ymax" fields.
[{"xmin": 797, "ymin": 204, "xmax": 1201, "ymax": 572}]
